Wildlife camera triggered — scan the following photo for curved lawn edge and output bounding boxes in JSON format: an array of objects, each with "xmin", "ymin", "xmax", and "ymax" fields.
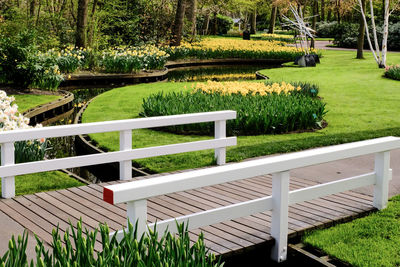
[{"xmin": 82, "ymin": 50, "xmax": 400, "ymax": 173}]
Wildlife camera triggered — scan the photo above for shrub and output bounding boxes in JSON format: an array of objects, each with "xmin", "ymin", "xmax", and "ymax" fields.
[
  {"xmin": 384, "ymin": 64, "xmax": 400, "ymax": 80},
  {"xmin": 0, "ymin": 30, "xmax": 38, "ymax": 87},
  {"xmin": 0, "ymin": 220, "xmax": 223, "ymax": 267},
  {"xmin": 0, "ymin": 90, "xmax": 47, "ymax": 163},
  {"xmin": 316, "ymin": 21, "xmax": 339, "ymax": 38},
  {"xmin": 207, "ymin": 15, "xmax": 234, "ymax": 35},
  {"xmin": 140, "ymin": 82, "xmax": 326, "ymax": 135}
]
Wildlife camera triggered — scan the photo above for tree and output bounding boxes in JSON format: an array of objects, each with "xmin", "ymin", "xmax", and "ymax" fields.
[
  {"xmin": 268, "ymin": 4, "xmax": 278, "ymax": 33},
  {"xmin": 311, "ymin": 0, "xmax": 318, "ymax": 48},
  {"xmin": 356, "ymin": 0, "xmax": 366, "ymax": 59},
  {"xmin": 76, "ymin": 0, "xmax": 89, "ymax": 48},
  {"xmin": 250, "ymin": 8, "xmax": 257, "ymax": 34},
  {"xmin": 186, "ymin": 0, "xmax": 197, "ymax": 36},
  {"xmin": 172, "ymin": 0, "xmax": 186, "ymax": 46},
  {"xmin": 357, "ymin": 0, "xmax": 400, "ymax": 67}
]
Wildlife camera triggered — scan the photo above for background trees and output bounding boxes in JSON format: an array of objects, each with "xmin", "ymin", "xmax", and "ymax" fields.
[{"xmin": 0, "ymin": 0, "xmax": 399, "ymax": 52}]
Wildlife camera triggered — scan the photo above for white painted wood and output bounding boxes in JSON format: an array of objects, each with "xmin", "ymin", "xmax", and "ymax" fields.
[
  {"xmin": 1, "ymin": 142, "xmax": 15, "ymax": 198},
  {"xmin": 270, "ymin": 171, "xmax": 290, "ymax": 262},
  {"xmin": 289, "ymin": 172, "xmax": 376, "ymax": 205},
  {"xmin": 0, "ymin": 137, "xmax": 236, "ymax": 177},
  {"xmin": 0, "ymin": 111, "xmax": 237, "ymax": 143},
  {"xmin": 373, "ymin": 151, "xmax": 391, "ymax": 209},
  {"xmin": 119, "ymin": 130, "xmax": 132, "ymax": 180},
  {"xmin": 105, "ymin": 137, "xmax": 400, "ymax": 204},
  {"xmin": 214, "ymin": 120, "xmax": 226, "ymax": 165},
  {"xmin": 111, "ymin": 195, "xmax": 273, "ymax": 241},
  {"xmin": 126, "ymin": 200, "xmax": 147, "ymax": 240}
]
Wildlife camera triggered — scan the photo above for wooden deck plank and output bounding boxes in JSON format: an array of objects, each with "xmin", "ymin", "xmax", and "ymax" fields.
[{"xmin": 0, "ymin": 172, "xmax": 375, "ymax": 258}]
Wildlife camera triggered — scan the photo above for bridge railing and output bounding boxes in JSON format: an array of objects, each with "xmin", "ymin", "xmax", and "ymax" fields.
[
  {"xmin": 0, "ymin": 110, "xmax": 237, "ymax": 198},
  {"xmin": 103, "ymin": 136, "xmax": 400, "ymax": 262}
]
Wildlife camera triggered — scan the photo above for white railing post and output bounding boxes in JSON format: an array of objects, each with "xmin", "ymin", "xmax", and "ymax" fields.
[
  {"xmin": 127, "ymin": 199, "xmax": 147, "ymax": 238},
  {"xmin": 119, "ymin": 130, "xmax": 132, "ymax": 180},
  {"xmin": 270, "ymin": 171, "xmax": 290, "ymax": 262},
  {"xmin": 1, "ymin": 142, "xmax": 15, "ymax": 198},
  {"xmin": 373, "ymin": 151, "xmax": 391, "ymax": 210},
  {"xmin": 214, "ymin": 120, "xmax": 226, "ymax": 165}
]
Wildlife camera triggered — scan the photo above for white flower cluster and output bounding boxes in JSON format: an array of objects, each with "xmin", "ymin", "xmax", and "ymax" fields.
[{"xmin": 0, "ymin": 90, "xmax": 42, "ymax": 132}]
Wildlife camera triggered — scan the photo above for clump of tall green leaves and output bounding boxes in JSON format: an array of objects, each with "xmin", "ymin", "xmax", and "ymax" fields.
[
  {"xmin": 140, "ymin": 87, "xmax": 327, "ymax": 136},
  {"xmin": 384, "ymin": 64, "xmax": 400, "ymax": 81},
  {"xmin": 0, "ymin": 220, "xmax": 223, "ymax": 267}
]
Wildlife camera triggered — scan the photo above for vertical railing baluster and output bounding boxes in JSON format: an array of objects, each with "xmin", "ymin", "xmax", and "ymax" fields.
[
  {"xmin": 127, "ymin": 199, "xmax": 147, "ymax": 238},
  {"xmin": 119, "ymin": 130, "xmax": 132, "ymax": 180},
  {"xmin": 214, "ymin": 120, "xmax": 226, "ymax": 165},
  {"xmin": 1, "ymin": 142, "xmax": 15, "ymax": 198},
  {"xmin": 270, "ymin": 171, "xmax": 290, "ymax": 262},
  {"xmin": 374, "ymin": 151, "xmax": 391, "ymax": 210}
]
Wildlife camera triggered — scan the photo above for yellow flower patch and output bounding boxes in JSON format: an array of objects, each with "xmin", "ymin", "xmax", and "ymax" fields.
[{"xmin": 193, "ymin": 81, "xmax": 301, "ymax": 96}]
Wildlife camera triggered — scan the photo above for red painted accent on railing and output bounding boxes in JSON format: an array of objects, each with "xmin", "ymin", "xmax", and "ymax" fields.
[{"xmin": 103, "ymin": 187, "xmax": 114, "ymax": 205}]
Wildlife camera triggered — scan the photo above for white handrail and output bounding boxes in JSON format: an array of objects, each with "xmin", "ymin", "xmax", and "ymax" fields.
[
  {"xmin": 103, "ymin": 136, "xmax": 400, "ymax": 263},
  {"xmin": 0, "ymin": 111, "xmax": 237, "ymax": 198}
]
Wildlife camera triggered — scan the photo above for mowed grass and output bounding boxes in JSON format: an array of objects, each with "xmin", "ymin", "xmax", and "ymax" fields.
[
  {"xmin": 0, "ymin": 171, "xmax": 83, "ymax": 196},
  {"xmin": 303, "ymin": 195, "xmax": 400, "ymax": 266},
  {"xmin": 13, "ymin": 94, "xmax": 61, "ymax": 113},
  {"xmin": 82, "ymin": 49, "xmax": 400, "ymax": 173}
]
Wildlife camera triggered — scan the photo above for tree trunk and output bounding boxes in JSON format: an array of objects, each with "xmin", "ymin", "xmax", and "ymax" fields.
[
  {"xmin": 203, "ymin": 12, "xmax": 210, "ymax": 35},
  {"xmin": 211, "ymin": 12, "xmax": 217, "ymax": 35},
  {"xmin": 186, "ymin": 0, "xmax": 197, "ymax": 36},
  {"xmin": 171, "ymin": 0, "xmax": 186, "ymax": 46},
  {"xmin": 381, "ymin": 0, "xmax": 389, "ymax": 67},
  {"xmin": 29, "ymin": 0, "xmax": 35, "ymax": 17},
  {"xmin": 356, "ymin": 0, "xmax": 366, "ymax": 59},
  {"xmin": 75, "ymin": 0, "xmax": 89, "ymax": 48},
  {"xmin": 268, "ymin": 5, "xmax": 277, "ymax": 34},
  {"xmin": 320, "ymin": 0, "xmax": 325, "ymax": 21},
  {"xmin": 311, "ymin": 0, "xmax": 318, "ymax": 48},
  {"xmin": 336, "ymin": 0, "xmax": 341, "ymax": 24},
  {"xmin": 250, "ymin": 9, "xmax": 256, "ymax": 34},
  {"xmin": 327, "ymin": 9, "xmax": 332, "ymax": 21},
  {"xmin": 87, "ymin": 0, "xmax": 99, "ymax": 47}
]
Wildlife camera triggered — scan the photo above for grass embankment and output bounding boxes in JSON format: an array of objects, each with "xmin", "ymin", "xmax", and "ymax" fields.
[
  {"xmin": 82, "ymin": 49, "xmax": 400, "ymax": 173},
  {"xmin": 303, "ymin": 195, "xmax": 400, "ymax": 266},
  {"xmin": 13, "ymin": 94, "xmax": 61, "ymax": 113},
  {"xmin": 3, "ymin": 95, "xmax": 84, "ymax": 196},
  {"xmin": 0, "ymin": 171, "xmax": 83, "ymax": 196}
]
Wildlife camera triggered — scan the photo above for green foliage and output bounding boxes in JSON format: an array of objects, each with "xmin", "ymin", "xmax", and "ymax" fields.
[
  {"xmin": 0, "ymin": 30, "xmax": 38, "ymax": 87},
  {"xmin": 14, "ymin": 139, "xmax": 48, "ymax": 164},
  {"xmin": 215, "ymin": 15, "xmax": 234, "ymax": 35},
  {"xmin": 0, "ymin": 220, "xmax": 223, "ymax": 267},
  {"xmin": 140, "ymin": 88, "xmax": 326, "ymax": 135},
  {"xmin": 385, "ymin": 64, "xmax": 400, "ymax": 80}
]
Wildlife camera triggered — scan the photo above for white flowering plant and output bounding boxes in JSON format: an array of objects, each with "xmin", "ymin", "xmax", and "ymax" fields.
[{"xmin": 0, "ymin": 91, "xmax": 47, "ymax": 163}]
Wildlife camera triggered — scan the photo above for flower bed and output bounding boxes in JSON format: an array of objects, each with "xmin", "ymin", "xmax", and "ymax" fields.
[
  {"xmin": 384, "ymin": 64, "xmax": 400, "ymax": 81},
  {"xmin": 163, "ymin": 38, "xmax": 313, "ymax": 61},
  {"xmin": 140, "ymin": 81, "xmax": 326, "ymax": 135},
  {"xmin": 0, "ymin": 90, "xmax": 47, "ymax": 163},
  {"xmin": 253, "ymin": 34, "xmax": 295, "ymax": 43}
]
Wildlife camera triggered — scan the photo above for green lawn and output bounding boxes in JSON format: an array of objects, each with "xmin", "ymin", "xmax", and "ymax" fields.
[
  {"xmin": 14, "ymin": 94, "xmax": 61, "ymax": 113},
  {"xmin": 0, "ymin": 171, "xmax": 83, "ymax": 196},
  {"xmin": 303, "ymin": 195, "xmax": 400, "ymax": 266},
  {"xmin": 82, "ymin": 49, "xmax": 400, "ymax": 173}
]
